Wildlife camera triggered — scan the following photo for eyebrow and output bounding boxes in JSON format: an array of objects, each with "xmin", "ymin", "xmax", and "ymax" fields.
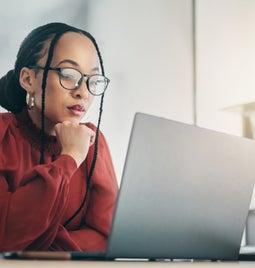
[
  {"xmin": 56, "ymin": 59, "xmax": 100, "ymax": 72},
  {"xmin": 57, "ymin": 59, "xmax": 79, "ymax": 67},
  {"xmin": 92, "ymin": 66, "xmax": 100, "ymax": 72}
]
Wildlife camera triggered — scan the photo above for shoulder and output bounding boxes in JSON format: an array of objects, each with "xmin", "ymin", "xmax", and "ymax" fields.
[
  {"xmin": 85, "ymin": 122, "xmax": 97, "ymax": 131},
  {"xmin": 0, "ymin": 111, "xmax": 16, "ymax": 121},
  {"xmin": 0, "ymin": 112, "xmax": 17, "ymax": 138},
  {"xmin": 83, "ymin": 122, "xmax": 111, "ymax": 155},
  {"xmin": 84, "ymin": 122, "xmax": 107, "ymax": 143},
  {"xmin": 82, "ymin": 123, "xmax": 117, "ymax": 187}
]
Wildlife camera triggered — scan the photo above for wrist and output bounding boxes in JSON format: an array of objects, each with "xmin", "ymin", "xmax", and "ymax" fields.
[{"xmin": 60, "ymin": 151, "xmax": 84, "ymax": 167}]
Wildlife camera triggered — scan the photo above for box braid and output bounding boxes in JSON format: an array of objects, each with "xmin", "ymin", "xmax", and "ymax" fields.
[
  {"xmin": 0, "ymin": 22, "xmax": 107, "ymax": 226},
  {"xmin": 39, "ymin": 30, "xmax": 68, "ymax": 164},
  {"xmin": 63, "ymin": 93, "xmax": 104, "ymax": 227},
  {"xmin": 63, "ymin": 30, "xmax": 106, "ymax": 227}
]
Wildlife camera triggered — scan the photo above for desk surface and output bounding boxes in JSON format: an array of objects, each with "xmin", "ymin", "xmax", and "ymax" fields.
[{"xmin": 1, "ymin": 259, "xmax": 255, "ymax": 267}]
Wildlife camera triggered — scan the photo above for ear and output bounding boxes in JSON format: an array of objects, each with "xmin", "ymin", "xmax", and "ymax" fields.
[{"xmin": 19, "ymin": 67, "xmax": 35, "ymax": 93}]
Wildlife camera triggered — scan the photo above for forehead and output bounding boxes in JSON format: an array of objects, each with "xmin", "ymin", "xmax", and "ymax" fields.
[{"xmin": 42, "ymin": 32, "xmax": 99, "ymax": 68}]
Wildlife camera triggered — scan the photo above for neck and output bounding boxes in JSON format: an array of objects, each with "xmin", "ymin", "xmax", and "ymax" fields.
[{"xmin": 27, "ymin": 109, "xmax": 56, "ymax": 136}]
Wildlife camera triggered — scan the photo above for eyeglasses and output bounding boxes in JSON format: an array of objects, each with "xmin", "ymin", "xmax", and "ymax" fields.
[{"xmin": 30, "ymin": 65, "xmax": 110, "ymax": 96}]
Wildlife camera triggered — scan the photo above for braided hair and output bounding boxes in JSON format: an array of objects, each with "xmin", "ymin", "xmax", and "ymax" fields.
[{"xmin": 0, "ymin": 22, "xmax": 106, "ymax": 226}]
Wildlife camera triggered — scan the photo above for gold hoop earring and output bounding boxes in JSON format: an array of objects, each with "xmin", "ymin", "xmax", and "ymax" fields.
[{"xmin": 26, "ymin": 93, "xmax": 35, "ymax": 110}]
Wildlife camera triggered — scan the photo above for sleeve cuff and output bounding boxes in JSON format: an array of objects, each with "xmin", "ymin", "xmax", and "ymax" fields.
[{"xmin": 53, "ymin": 154, "xmax": 78, "ymax": 177}]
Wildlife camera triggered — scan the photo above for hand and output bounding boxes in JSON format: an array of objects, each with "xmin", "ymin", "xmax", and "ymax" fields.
[{"xmin": 54, "ymin": 121, "xmax": 95, "ymax": 167}]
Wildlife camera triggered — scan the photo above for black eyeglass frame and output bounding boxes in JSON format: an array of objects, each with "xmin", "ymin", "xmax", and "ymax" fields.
[{"xmin": 29, "ymin": 65, "xmax": 110, "ymax": 96}]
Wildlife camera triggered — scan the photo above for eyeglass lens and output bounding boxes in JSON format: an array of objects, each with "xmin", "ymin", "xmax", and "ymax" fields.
[{"xmin": 60, "ymin": 68, "xmax": 108, "ymax": 95}]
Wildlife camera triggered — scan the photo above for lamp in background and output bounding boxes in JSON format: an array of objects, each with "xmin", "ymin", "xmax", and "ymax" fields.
[{"xmin": 222, "ymin": 101, "xmax": 255, "ymax": 247}]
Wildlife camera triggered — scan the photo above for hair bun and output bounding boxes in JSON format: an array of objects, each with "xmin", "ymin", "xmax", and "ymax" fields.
[{"xmin": 0, "ymin": 69, "xmax": 26, "ymax": 113}]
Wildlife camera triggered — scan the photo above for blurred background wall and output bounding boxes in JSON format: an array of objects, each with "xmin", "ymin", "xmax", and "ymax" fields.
[{"xmin": 1, "ymin": 0, "xmax": 255, "ymax": 187}]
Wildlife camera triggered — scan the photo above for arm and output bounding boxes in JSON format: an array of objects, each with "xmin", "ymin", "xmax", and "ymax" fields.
[
  {"xmin": 0, "ymin": 116, "xmax": 116, "ymax": 251},
  {"xmin": 68, "ymin": 175, "xmax": 118, "ymax": 252},
  {"xmin": 0, "ymin": 154, "xmax": 79, "ymax": 251},
  {"xmin": 57, "ymin": 127, "xmax": 119, "ymax": 252}
]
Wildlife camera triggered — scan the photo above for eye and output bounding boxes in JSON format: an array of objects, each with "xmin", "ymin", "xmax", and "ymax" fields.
[
  {"xmin": 90, "ymin": 80, "xmax": 97, "ymax": 87},
  {"xmin": 90, "ymin": 76, "xmax": 105, "ymax": 86},
  {"xmin": 60, "ymin": 70, "xmax": 77, "ymax": 80}
]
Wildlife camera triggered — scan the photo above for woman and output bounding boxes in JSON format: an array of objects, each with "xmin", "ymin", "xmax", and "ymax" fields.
[{"xmin": 0, "ymin": 22, "xmax": 118, "ymax": 251}]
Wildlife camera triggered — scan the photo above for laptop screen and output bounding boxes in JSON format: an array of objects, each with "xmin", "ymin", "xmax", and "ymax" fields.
[{"xmin": 106, "ymin": 112, "xmax": 255, "ymax": 260}]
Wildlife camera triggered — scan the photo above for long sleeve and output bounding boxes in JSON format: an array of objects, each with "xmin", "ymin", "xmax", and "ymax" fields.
[
  {"xmin": 0, "ymin": 112, "xmax": 79, "ymax": 251},
  {"xmin": 0, "ymin": 154, "xmax": 78, "ymax": 251},
  {"xmin": 0, "ymin": 112, "xmax": 118, "ymax": 252},
  {"xmin": 56, "ymin": 124, "xmax": 118, "ymax": 251}
]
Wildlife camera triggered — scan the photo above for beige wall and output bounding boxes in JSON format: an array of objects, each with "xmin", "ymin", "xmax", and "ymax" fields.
[
  {"xmin": 195, "ymin": 0, "xmax": 255, "ymax": 210},
  {"xmin": 86, "ymin": 0, "xmax": 194, "ymax": 181},
  {"xmin": 196, "ymin": 0, "xmax": 255, "ymax": 138}
]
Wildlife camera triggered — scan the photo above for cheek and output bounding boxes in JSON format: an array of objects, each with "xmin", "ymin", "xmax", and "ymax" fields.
[
  {"xmin": 33, "ymin": 86, "xmax": 61, "ymax": 112},
  {"xmin": 44, "ymin": 88, "xmax": 66, "ymax": 108},
  {"xmin": 44, "ymin": 76, "xmax": 64, "ymax": 100}
]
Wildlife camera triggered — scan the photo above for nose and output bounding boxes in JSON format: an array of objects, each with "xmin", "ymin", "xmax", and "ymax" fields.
[{"xmin": 73, "ymin": 78, "xmax": 90, "ymax": 99}]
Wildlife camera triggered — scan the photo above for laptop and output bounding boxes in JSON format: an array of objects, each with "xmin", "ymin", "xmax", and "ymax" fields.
[{"xmin": 4, "ymin": 112, "xmax": 255, "ymax": 261}]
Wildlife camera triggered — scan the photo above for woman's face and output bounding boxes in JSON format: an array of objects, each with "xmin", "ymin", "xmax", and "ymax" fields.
[{"xmin": 26, "ymin": 32, "xmax": 99, "ymax": 134}]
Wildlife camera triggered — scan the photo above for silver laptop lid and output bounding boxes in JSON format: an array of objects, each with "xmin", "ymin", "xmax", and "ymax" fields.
[{"xmin": 106, "ymin": 112, "xmax": 255, "ymax": 260}]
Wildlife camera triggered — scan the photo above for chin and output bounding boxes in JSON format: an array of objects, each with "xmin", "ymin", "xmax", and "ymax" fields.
[{"xmin": 68, "ymin": 117, "xmax": 83, "ymax": 124}]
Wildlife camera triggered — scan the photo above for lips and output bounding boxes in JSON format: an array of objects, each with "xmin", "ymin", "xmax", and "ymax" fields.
[
  {"xmin": 68, "ymin": 105, "xmax": 85, "ymax": 112},
  {"xmin": 67, "ymin": 105, "xmax": 86, "ymax": 116}
]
